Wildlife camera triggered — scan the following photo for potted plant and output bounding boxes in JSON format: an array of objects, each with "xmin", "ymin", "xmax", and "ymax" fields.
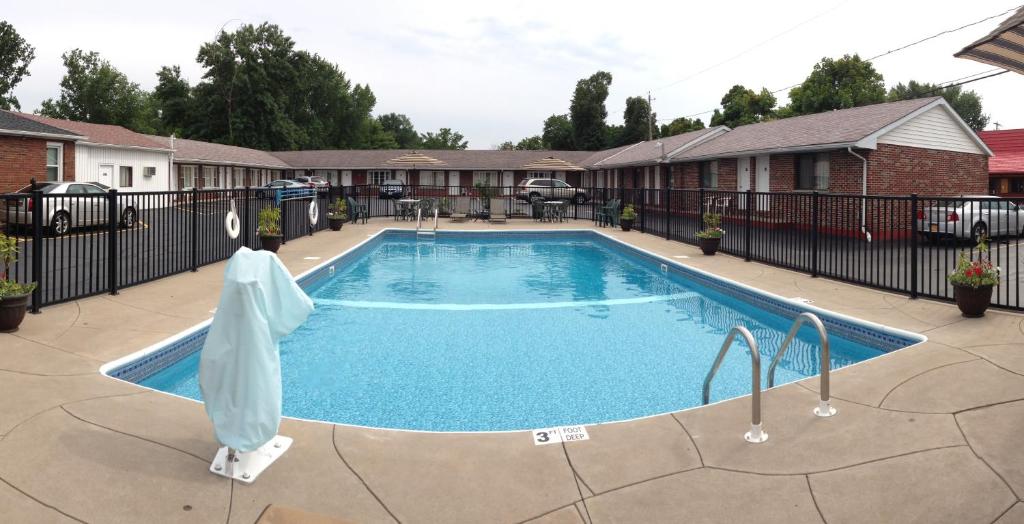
[
  {"xmin": 620, "ymin": 205, "xmax": 637, "ymax": 232},
  {"xmin": 948, "ymin": 238, "xmax": 999, "ymax": 317},
  {"xmin": 696, "ymin": 212, "xmax": 725, "ymax": 255},
  {"xmin": 0, "ymin": 233, "xmax": 36, "ymax": 332},
  {"xmin": 257, "ymin": 207, "xmax": 283, "ymax": 253},
  {"xmin": 328, "ymin": 198, "xmax": 348, "ymax": 231}
]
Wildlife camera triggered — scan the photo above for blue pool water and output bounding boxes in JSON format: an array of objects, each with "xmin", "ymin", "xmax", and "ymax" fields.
[{"xmin": 139, "ymin": 231, "xmax": 916, "ymax": 431}]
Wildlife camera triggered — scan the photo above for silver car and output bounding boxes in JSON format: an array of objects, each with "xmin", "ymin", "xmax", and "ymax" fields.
[
  {"xmin": 3, "ymin": 182, "xmax": 140, "ymax": 236},
  {"xmin": 918, "ymin": 195, "xmax": 1024, "ymax": 243},
  {"xmin": 516, "ymin": 178, "xmax": 588, "ymax": 204}
]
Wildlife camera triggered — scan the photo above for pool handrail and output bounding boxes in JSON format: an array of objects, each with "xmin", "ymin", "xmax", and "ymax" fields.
[
  {"xmin": 702, "ymin": 325, "xmax": 767, "ymax": 443},
  {"xmin": 767, "ymin": 312, "xmax": 836, "ymax": 417}
]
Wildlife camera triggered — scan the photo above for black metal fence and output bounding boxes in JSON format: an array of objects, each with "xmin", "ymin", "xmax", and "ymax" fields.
[{"xmin": 4, "ymin": 183, "xmax": 1022, "ymax": 312}]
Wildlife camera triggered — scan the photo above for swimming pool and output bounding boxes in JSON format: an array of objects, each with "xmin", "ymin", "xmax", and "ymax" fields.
[{"xmin": 105, "ymin": 230, "xmax": 924, "ymax": 432}]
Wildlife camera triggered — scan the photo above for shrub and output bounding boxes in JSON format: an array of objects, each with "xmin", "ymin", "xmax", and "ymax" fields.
[
  {"xmin": 697, "ymin": 212, "xmax": 725, "ymax": 239},
  {"xmin": 0, "ymin": 233, "xmax": 36, "ymax": 298},
  {"xmin": 329, "ymin": 198, "xmax": 348, "ymax": 219},
  {"xmin": 620, "ymin": 204, "xmax": 637, "ymax": 220},
  {"xmin": 258, "ymin": 207, "xmax": 282, "ymax": 237},
  {"xmin": 948, "ymin": 238, "xmax": 999, "ymax": 289}
]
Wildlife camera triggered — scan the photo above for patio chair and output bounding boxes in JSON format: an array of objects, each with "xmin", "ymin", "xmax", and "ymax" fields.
[
  {"xmin": 449, "ymin": 197, "xmax": 472, "ymax": 222},
  {"xmin": 346, "ymin": 196, "xmax": 368, "ymax": 224},
  {"xmin": 531, "ymin": 197, "xmax": 546, "ymax": 221},
  {"xmin": 596, "ymin": 199, "xmax": 620, "ymax": 227},
  {"xmin": 554, "ymin": 201, "xmax": 570, "ymax": 223},
  {"xmin": 489, "ymin": 197, "xmax": 507, "ymax": 223}
]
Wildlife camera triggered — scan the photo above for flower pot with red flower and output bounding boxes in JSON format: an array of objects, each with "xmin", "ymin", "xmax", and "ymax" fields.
[
  {"xmin": 0, "ymin": 233, "xmax": 36, "ymax": 332},
  {"xmin": 696, "ymin": 212, "xmax": 725, "ymax": 255},
  {"xmin": 948, "ymin": 238, "xmax": 999, "ymax": 318}
]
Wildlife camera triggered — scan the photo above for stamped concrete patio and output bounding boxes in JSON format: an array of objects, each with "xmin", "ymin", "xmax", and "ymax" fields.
[{"xmin": 1, "ymin": 220, "xmax": 1023, "ymax": 523}]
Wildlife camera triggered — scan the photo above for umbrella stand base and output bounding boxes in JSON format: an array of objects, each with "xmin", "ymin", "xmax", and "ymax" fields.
[{"xmin": 209, "ymin": 435, "xmax": 293, "ymax": 484}]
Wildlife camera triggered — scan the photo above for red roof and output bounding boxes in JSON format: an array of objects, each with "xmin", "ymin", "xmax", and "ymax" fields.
[
  {"xmin": 979, "ymin": 129, "xmax": 1024, "ymax": 175},
  {"xmin": 13, "ymin": 113, "xmax": 168, "ymax": 150}
]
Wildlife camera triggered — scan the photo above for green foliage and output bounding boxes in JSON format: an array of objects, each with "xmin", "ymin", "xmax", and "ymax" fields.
[
  {"xmin": 0, "ymin": 232, "xmax": 35, "ymax": 297},
  {"xmin": 0, "ymin": 21, "xmax": 35, "ymax": 110},
  {"xmin": 328, "ymin": 198, "xmax": 348, "ymax": 219},
  {"xmin": 886, "ymin": 81, "xmax": 989, "ymax": 130},
  {"xmin": 696, "ymin": 212, "xmax": 725, "ymax": 239},
  {"xmin": 570, "ymin": 71, "xmax": 613, "ymax": 150},
  {"xmin": 948, "ymin": 238, "xmax": 999, "ymax": 288},
  {"xmin": 542, "ymin": 114, "xmax": 574, "ymax": 150},
  {"xmin": 618, "ymin": 96, "xmax": 656, "ymax": 145},
  {"xmin": 376, "ymin": 113, "xmax": 420, "ymax": 148},
  {"xmin": 786, "ymin": 54, "xmax": 885, "ymax": 115},
  {"xmin": 709, "ymin": 85, "xmax": 776, "ymax": 128},
  {"xmin": 515, "ymin": 135, "xmax": 544, "ymax": 150},
  {"xmin": 419, "ymin": 127, "xmax": 468, "ymax": 150},
  {"xmin": 257, "ymin": 206, "xmax": 281, "ymax": 237},
  {"xmin": 151, "ymin": 65, "xmax": 193, "ymax": 136},
  {"xmin": 497, "ymin": 140, "xmax": 515, "ymax": 151},
  {"xmin": 604, "ymin": 124, "xmax": 623, "ymax": 149},
  {"xmin": 39, "ymin": 49, "xmax": 156, "ymax": 132},
  {"xmin": 620, "ymin": 204, "xmax": 637, "ymax": 221},
  {"xmin": 659, "ymin": 117, "xmax": 705, "ymax": 137}
]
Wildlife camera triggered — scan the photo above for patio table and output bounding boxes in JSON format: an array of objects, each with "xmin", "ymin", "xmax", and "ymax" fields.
[
  {"xmin": 396, "ymin": 199, "xmax": 420, "ymax": 221},
  {"xmin": 543, "ymin": 200, "xmax": 565, "ymax": 222}
]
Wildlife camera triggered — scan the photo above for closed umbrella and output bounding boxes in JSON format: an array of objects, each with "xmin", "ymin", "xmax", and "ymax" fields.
[
  {"xmin": 955, "ymin": 7, "xmax": 1024, "ymax": 74},
  {"xmin": 199, "ymin": 247, "xmax": 314, "ymax": 482}
]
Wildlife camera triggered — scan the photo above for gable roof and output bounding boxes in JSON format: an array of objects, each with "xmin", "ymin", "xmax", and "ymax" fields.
[
  {"xmin": 145, "ymin": 135, "xmax": 291, "ymax": 169},
  {"xmin": 672, "ymin": 97, "xmax": 990, "ymax": 160},
  {"xmin": 592, "ymin": 127, "xmax": 727, "ymax": 168},
  {"xmin": 14, "ymin": 113, "xmax": 169, "ymax": 150},
  {"xmin": 270, "ymin": 149, "xmax": 594, "ymax": 171},
  {"xmin": 979, "ymin": 129, "xmax": 1024, "ymax": 174},
  {"xmin": 0, "ymin": 110, "xmax": 84, "ymax": 140}
]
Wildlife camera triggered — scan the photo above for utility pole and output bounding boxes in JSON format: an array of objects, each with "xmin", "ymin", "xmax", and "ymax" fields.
[{"xmin": 647, "ymin": 91, "xmax": 655, "ymax": 141}]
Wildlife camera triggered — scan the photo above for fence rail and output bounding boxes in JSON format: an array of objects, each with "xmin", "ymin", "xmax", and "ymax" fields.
[{"xmin": 4, "ymin": 183, "xmax": 1023, "ymax": 312}]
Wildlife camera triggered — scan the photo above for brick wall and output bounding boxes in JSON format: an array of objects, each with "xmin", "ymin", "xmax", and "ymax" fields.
[
  {"xmin": 0, "ymin": 136, "xmax": 75, "ymax": 193},
  {"xmin": 860, "ymin": 143, "xmax": 988, "ymax": 196}
]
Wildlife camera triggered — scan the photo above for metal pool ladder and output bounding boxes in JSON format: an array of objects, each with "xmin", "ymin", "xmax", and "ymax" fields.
[
  {"xmin": 416, "ymin": 207, "xmax": 438, "ymax": 237},
  {"xmin": 768, "ymin": 312, "xmax": 835, "ymax": 417},
  {"xmin": 702, "ymin": 313, "xmax": 834, "ymax": 444}
]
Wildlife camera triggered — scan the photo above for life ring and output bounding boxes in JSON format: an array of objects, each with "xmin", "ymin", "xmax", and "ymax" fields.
[
  {"xmin": 225, "ymin": 199, "xmax": 241, "ymax": 239},
  {"xmin": 308, "ymin": 199, "xmax": 319, "ymax": 226}
]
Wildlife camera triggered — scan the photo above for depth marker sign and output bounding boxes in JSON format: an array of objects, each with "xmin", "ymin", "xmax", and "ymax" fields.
[{"xmin": 532, "ymin": 426, "xmax": 590, "ymax": 445}]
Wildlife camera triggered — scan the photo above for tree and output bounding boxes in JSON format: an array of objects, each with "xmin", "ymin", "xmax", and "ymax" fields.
[
  {"xmin": 569, "ymin": 71, "xmax": 613, "ymax": 150},
  {"xmin": 886, "ymin": 80, "xmax": 989, "ymax": 130},
  {"xmin": 496, "ymin": 140, "xmax": 515, "ymax": 150},
  {"xmin": 151, "ymin": 65, "xmax": 193, "ymax": 136},
  {"xmin": 542, "ymin": 114, "xmax": 574, "ymax": 150},
  {"xmin": 709, "ymin": 85, "xmax": 776, "ymax": 128},
  {"xmin": 659, "ymin": 116, "xmax": 705, "ymax": 137},
  {"xmin": 515, "ymin": 135, "xmax": 544, "ymax": 150},
  {"xmin": 376, "ymin": 113, "xmax": 420, "ymax": 148},
  {"xmin": 0, "ymin": 21, "xmax": 35, "ymax": 110},
  {"xmin": 786, "ymin": 54, "xmax": 885, "ymax": 116},
  {"xmin": 419, "ymin": 127, "xmax": 468, "ymax": 149},
  {"xmin": 39, "ymin": 49, "xmax": 154, "ymax": 132},
  {"xmin": 619, "ymin": 96, "xmax": 656, "ymax": 145}
]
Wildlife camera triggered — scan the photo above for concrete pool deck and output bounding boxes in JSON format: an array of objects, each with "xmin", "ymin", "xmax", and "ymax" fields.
[{"xmin": 1, "ymin": 220, "xmax": 1023, "ymax": 523}]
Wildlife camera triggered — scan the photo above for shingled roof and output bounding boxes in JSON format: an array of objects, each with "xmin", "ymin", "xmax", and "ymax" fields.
[
  {"xmin": 15, "ymin": 113, "xmax": 168, "ymax": 150},
  {"xmin": 0, "ymin": 110, "xmax": 83, "ymax": 140},
  {"xmin": 270, "ymin": 149, "xmax": 596, "ymax": 170},
  {"xmin": 593, "ymin": 127, "xmax": 726, "ymax": 168},
  {"xmin": 979, "ymin": 129, "xmax": 1024, "ymax": 174},
  {"xmin": 146, "ymin": 136, "xmax": 291, "ymax": 169}
]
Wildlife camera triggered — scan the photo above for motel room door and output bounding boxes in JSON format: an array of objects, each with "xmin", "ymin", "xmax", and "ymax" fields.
[
  {"xmin": 448, "ymin": 171, "xmax": 461, "ymax": 195},
  {"xmin": 755, "ymin": 155, "xmax": 770, "ymax": 212},
  {"xmin": 737, "ymin": 157, "xmax": 751, "ymax": 208}
]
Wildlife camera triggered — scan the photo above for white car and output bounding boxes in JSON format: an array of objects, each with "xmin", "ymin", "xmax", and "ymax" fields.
[
  {"xmin": 4, "ymin": 182, "xmax": 140, "ymax": 236},
  {"xmin": 515, "ymin": 178, "xmax": 588, "ymax": 204},
  {"xmin": 917, "ymin": 195, "xmax": 1024, "ymax": 243}
]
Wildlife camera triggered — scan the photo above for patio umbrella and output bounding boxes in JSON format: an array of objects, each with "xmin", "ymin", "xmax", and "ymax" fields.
[
  {"xmin": 199, "ymin": 247, "xmax": 314, "ymax": 482},
  {"xmin": 955, "ymin": 6, "xmax": 1024, "ymax": 74},
  {"xmin": 385, "ymin": 151, "xmax": 448, "ymax": 183},
  {"xmin": 520, "ymin": 156, "xmax": 585, "ymax": 172}
]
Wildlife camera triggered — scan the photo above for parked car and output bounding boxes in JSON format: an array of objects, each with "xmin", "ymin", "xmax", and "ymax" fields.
[
  {"xmin": 258, "ymin": 179, "xmax": 314, "ymax": 199},
  {"xmin": 294, "ymin": 175, "xmax": 329, "ymax": 189},
  {"xmin": 4, "ymin": 182, "xmax": 140, "ymax": 236},
  {"xmin": 515, "ymin": 178, "xmax": 588, "ymax": 204},
  {"xmin": 378, "ymin": 180, "xmax": 406, "ymax": 199},
  {"xmin": 917, "ymin": 195, "xmax": 1024, "ymax": 244}
]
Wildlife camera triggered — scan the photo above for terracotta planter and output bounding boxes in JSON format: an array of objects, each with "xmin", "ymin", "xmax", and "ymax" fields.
[
  {"xmin": 260, "ymin": 235, "xmax": 282, "ymax": 253},
  {"xmin": 953, "ymin": 284, "xmax": 993, "ymax": 318},
  {"xmin": 0, "ymin": 292, "xmax": 31, "ymax": 332},
  {"xmin": 620, "ymin": 218, "xmax": 634, "ymax": 232},
  {"xmin": 698, "ymin": 237, "xmax": 721, "ymax": 255},
  {"xmin": 328, "ymin": 217, "xmax": 345, "ymax": 231}
]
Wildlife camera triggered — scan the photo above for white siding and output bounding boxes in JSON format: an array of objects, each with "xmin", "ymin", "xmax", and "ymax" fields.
[
  {"xmin": 878, "ymin": 106, "xmax": 984, "ymax": 154},
  {"xmin": 75, "ymin": 145, "xmax": 172, "ymax": 192}
]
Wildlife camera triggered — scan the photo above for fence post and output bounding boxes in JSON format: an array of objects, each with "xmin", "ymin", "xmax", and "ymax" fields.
[
  {"xmin": 698, "ymin": 187, "xmax": 705, "ymax": 233},
  {"xmin": 811, "ymin": 191, "xmax": 819, "ymax": 278},
  {"xmin": 30, "ymin": 185, "xmax": 43, "ymax": 313},
  {"xmin": 910, "ymin": 193, "xmax": 919, "ymax": 299},
  {"xmin": 108, "ymin": 189, "xmax": 119, "ymax": 295},
  {"xmin": 242, "ymin": 186, "xmax": 251, "ymax": 249},
  {"xmin": 665, "ymin": 189, "xmax": 671, "ymax": 240},
  {"xmin": 639, "ymin": 189, "xmax": 646, "ymax": 233},
  {"xmin": 745, "ymin": 190, "xmax": 753, "ymax": 262},
  {"xmin": 281, "ymin": 196, "xmax": 288, "ymax": 245},
  {"xmin": 190, "ymin": 187, "xmax": 198, "ymax": 272}
]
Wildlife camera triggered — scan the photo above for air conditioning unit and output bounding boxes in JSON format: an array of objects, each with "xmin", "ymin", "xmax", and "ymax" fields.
[{"xmin": 144, "ymin": 167, "xmax": 156, "ymax": 177}]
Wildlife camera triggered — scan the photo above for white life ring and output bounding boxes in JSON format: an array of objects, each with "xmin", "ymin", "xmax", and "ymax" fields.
[
  {"xmin": 308, "ymin": 199, "xmax": 319, "ymax": 226},
  {"xmin": 225, "ymin": 199, "xmax": 241, "ymax": 239}
]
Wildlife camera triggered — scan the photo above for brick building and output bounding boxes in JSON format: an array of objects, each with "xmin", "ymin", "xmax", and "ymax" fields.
[
  {"xmin": 0, "ymin": 111, "xmax": 81, "ymax": 193},
  {"xmin": 979, "ymin": 129, "xmax": 1024, "ymax": 197}
]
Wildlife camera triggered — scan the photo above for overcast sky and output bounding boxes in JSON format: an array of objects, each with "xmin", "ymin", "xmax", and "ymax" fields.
[{"xmin": 6, "ymin": 0, "xmax": 1024, "ymax": 148}]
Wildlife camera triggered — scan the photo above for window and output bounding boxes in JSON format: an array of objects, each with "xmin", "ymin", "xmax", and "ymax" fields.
[
  {"xmin": 203, "ymin": 166, "xmax": 216, "ymax": 188},
  {"xmin": 420, "ymin": 170, "xmax": 445, "ymax": 186},
  {"xmin": 144, "ymin": 166, "xmax": 156, "ymax": 178},
  {"xmin": 700, "ymin": 161, "xmax": 718, "ymax": 188},
  {"xmin": 119, "ymin": 166, "xmax": 133, "ymax": 188},
  {"xmin": 368, "ymin": 170, "xmax": 391, "ymax": 185},
  {"xmin": 473, "ymin": 171, "xmax": 499, "ymax": 186},
  {"xmin": 527, "ymin": 171, "xmax": 553, "ymax": 179},
  {"xmin": 179, "ymin": 165, "xmax": 197, "ymax": 189},
  {"xmin": 233, "ymin": 167, "xmax": 245, "ymax": 187},
  {"xmin": 46, "ymin": 144, "xmax": 62, "ymax": 181},
  {"xmin": 797, "ymin": 152, "xmax": 830, "ymax": 190},
  {"xmin": 1011, "ymin": 179, "xmax": 1024, "ymax": 194}
]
